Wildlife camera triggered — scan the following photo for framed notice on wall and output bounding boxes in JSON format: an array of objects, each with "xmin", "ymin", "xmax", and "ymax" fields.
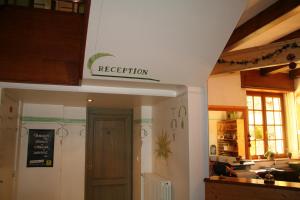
[{"xmin": 27, "ymin": 129, "xmax": 55, "ymax": 167}]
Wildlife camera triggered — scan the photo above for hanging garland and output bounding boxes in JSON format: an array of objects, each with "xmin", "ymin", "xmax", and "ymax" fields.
[{"xmin": 217, "ymin": 42, "xmax": 300, "ymax": 65}]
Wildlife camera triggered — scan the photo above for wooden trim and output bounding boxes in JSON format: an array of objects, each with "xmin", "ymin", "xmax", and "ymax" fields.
[
  {"xmin": 208, "ymin": 105, "xmax": 248, "ymax": 112},
  {"xmin": 205, "ymin": 176, "xmax": 300, "ymax": 191},
  {"xmin": 240, "ymin": 70, "xmax": 295, "ymax": 92},
  {"xmin": 225, "ymin": 0, "xmax": 300, "ymax": 51},
  {"xmin": 78, "ymin": 0, "xmax": 90, "ymax": 80},
  {"xmin": 246, "ymin": 92, "xmax": 287, "ymax": 158}
]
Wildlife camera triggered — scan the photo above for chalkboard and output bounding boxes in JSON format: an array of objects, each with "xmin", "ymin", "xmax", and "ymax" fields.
[{"xmin": 27, "ymin": 129, "xmax": 55, "ymax": 167}]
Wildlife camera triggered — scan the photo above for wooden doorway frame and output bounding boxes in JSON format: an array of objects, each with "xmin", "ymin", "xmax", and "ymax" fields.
[{"xmin": 208, "ymin": 105, "xmax": 250, "ymax": 159}]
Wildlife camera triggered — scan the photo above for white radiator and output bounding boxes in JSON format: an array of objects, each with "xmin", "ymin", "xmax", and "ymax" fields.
[{"xmin": 144, "ymin": 173, "xmax": 172, "ymax": 200}]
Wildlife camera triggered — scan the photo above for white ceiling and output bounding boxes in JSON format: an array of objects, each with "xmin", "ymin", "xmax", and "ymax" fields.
[{"xmin": 83, "ymin": 0, "xmax": 247, "ymax": 86}]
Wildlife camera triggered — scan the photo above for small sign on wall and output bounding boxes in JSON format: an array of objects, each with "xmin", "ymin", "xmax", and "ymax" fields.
[{"xmin": 27, "ymin": 129, "xmax": 55, "ymax": 167}]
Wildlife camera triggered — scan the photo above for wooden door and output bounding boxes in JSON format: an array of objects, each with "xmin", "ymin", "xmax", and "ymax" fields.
[{"xmin": 86, "ymin": 109, "xmax": 132, "ymax": 200}]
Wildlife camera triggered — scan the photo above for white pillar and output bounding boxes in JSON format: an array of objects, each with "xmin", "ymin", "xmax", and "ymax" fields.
[{"xmin": 187, "ymin": 86, "xmax": 209, "ymax": 200}]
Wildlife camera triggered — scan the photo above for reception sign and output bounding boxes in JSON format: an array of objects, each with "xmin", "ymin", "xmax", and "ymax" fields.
[
  {"xmin": 87, "ymin": 52, "xmax": 160, "ymax": 82},
  {"xmin": 83, "ymin": 0, "xmax": 247, "ymax": 86},
  {"xmin": 27, "ymin": 129, "xmax": 55, "ymax": 167}
]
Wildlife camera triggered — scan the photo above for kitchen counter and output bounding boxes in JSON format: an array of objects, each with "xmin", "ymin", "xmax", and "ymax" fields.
[{"xmin": 205, "ymin": 176, "xmax": 300, "ymax": 200}]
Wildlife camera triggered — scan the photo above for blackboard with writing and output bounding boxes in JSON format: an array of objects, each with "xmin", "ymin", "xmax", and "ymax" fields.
[{"xmin": 27, "ymin": 129, "xmax": 55, "ymax": 167}]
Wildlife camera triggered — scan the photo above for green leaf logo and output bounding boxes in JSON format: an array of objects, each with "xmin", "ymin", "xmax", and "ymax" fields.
[{"xmin": 87, "ymin": 52, "xmax": 114, "ymax": 73}]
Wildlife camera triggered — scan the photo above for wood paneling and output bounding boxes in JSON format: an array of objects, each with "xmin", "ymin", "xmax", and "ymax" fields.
[
  {"xmin": 240, "ymin": 70, "xmax": 294, "ymax": 91},
  {"xmin": 205, "ymin": 176, "xmax": 300, "ymax": 200},
  {"xmin": 225, "ymin": 0, "xmax": 300, "ymax": 51},
  {"xmin": 0, "ymin": 6, "xmax": 86, "ymax": 85},
  {"xmin": 206, "ymin": 182, "xmax": 300, "ymax": 200}
]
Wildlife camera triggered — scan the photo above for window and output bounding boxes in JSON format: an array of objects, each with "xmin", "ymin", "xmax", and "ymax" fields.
[{"xmin": 247, "ymin": 92, "xmax": 286, "ymax": 158}]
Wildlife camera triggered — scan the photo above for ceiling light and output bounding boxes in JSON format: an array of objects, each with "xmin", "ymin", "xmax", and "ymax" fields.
[{"xmin": 87, "ymin": 99, "xmax": 94, "ymax": 103}]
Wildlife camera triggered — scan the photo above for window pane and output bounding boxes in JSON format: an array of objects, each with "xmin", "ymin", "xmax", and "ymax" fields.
[
  {"xmin": 273, "ymin": 98, "xmax": 281, "ymax": 111},
  {"xmin": 267, "ymin": 126, "xmax": 275, "ymax": 139},
  {"xmin": 266, "ymin": 97, "xmax": 273, "ymax": 110},
  {"xmin": 255, "ymin": 126, "xmax": 264, "ymax": 139},
  {"xmin": 275, "ymin": 126, "xmax": 283, "ymax": 139},
  {"xmin": 254, "ymin": 96, "xmax": 262, "ymax": 110},
  {"xmin": 256, "ymin": 140, "xmax": 264, "ymax": 155},
  {"xmin": 254, "ymin": 111, "xmax": 263, "ymax": 125},
  {"xmin": 250, "ymin": 141, "xmax": 256, "ymax": 155},
  {"xmin": 266, "ymin": 111, "xmax": 274, "ymax": 125},
  {"xmin": 247, "ymin": 96, "xmax": 253, "ymax": 109},
  {"xmin": 268, "ymin": 140, "xmax": 276, "ymax": 152},
  {"xmin": 248, "ymin": 111, "xmax": 254, "ymax": 125},
  {"xmin": 276, "ymin": 140, "xmax": 284, "ymax": 154},
  {"xmin": 249, "ymin": 125, "xmax": 255, "ymax": 140},
  {"xmin": 274, "ymin": 112, "xmax": 282, "ymax": 125}
]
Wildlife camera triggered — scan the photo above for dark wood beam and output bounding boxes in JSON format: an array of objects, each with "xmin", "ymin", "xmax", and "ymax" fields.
[
  {"xmin": 225, "ymin": 0, "xmax": 300, "ymax": 51},
  {"xmin": 212, "ymin": 38, "xmax": 300, "ymax": 75},
  {"xmin": 289, "ymin": 67, "xmax": 300, "ymax": 79},
  {"xmin": 259, "ymin": 64, "xmax": 288, "ymax": 76},
  {"xmin": 274, "ymin": 29, "xmax": 300, "ymax": 43},
  {"xmin": 241, "ymin": 70, "xmax": 294, "ymax": 91}
]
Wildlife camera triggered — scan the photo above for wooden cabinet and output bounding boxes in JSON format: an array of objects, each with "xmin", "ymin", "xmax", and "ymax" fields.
[{"xmin": 217, "ymin": 119, "xmax": 245, "ymax": 157}]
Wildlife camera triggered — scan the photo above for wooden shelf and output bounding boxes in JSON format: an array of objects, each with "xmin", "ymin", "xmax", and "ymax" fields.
[{"xmin": 217, "ymin": 119, "xmax": 240, "ymax": 157}]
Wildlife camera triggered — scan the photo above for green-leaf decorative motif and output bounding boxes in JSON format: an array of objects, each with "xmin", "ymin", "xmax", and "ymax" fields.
[{"xmin": 87, "ymin": 52, "xmax": 114, "ymax": 73}]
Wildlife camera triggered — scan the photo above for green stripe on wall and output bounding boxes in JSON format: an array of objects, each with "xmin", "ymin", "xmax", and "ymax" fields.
[
  {"xmin": 22, "ymin": 116, "xmax": 86, "ymax": 124},
  {"xmin": 133, "ymin": 118, "xmax": 153, "ymax": 124},
  {"xmin": 23, "ymin": 116, "xmax": 150, "ymax": 124}
]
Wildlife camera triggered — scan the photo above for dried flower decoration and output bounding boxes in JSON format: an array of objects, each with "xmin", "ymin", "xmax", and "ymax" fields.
[{"xmin": 155, "ymin": 129, "xmax": 172, "ymax": 160}]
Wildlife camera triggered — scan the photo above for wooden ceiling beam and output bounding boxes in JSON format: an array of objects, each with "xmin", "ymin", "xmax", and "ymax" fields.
[
  {"xmin": 289, "ymin": 67, "xmax": 300, "ymax": 79},
  {"xmin": 241, "ymin": 70, "xmax": 294, "ymax": 91},
  {"xmin": 212, "ymin": 38, "xmax": 300, "ymax": 75},
  {"xmin": 225, "ymin": 0, "xmax": 300, "ymax": 51},
  {"xmin": 259, "ymin": 64, "xmax": 288, "ymax": 76},
  {"xmin": 273, "ymin": 29, "xmax": 300, "ymax": 43}
]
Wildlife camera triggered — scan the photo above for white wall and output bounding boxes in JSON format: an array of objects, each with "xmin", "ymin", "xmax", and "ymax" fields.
[
  {"xmin": 208, "ymin": 73, "xmax": 247, "ymax": 107},
  {"xmin": 16, "ymin": 103, "xmax": 153, "ymax": 200},
  {"xmin": 187, "ymin": 87, "xmax": 208, "ymax": 200},
  {"xmin": 16, "ymin": 104, "xmax": 86, "ymax": 200},
  {"xmin": 133, "ymin": 106, "xmax": 152, "ymax": 200},
  {"xmin": 152, "ymin": 93, "xmax": 189, "ymax": 200},
  {"xmin": 292, "ymin": 78, "xmax": 300, "ymax": 157},
  {"xmin": 140, "ymin": 106, "xmax": 152, "ymax": 174},
  {"xmin": 133, "ymin": 106, "xmax": 142, "ymax": 200}
]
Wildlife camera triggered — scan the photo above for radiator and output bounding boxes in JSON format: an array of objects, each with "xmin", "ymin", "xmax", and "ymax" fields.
[{"xmin": 144, "ymin": 173, "xmax": 172, "ymax": 200}]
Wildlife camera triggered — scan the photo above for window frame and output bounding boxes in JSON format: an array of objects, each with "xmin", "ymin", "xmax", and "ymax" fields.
[{"xmin": 246, "ymin": 91, "xmax": 287, "ymax": 159}]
